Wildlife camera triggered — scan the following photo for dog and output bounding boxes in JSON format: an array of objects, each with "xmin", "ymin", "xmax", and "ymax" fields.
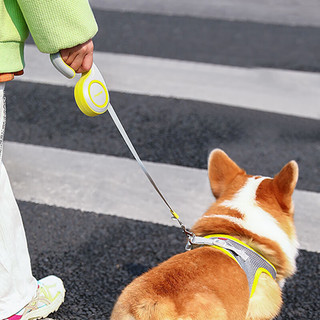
[{"xmin": 111, "ymin": 149, "xmax": 299, "ymax": 320}]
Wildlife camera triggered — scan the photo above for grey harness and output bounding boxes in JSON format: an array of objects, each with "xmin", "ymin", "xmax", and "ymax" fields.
[{"xmin": 187, "ymin": 235, "xmax": 277, "ymax": 297}]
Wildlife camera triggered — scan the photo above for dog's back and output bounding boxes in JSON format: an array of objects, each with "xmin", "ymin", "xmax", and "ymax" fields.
[{"xmin": 112, "ymin": 247, "xmax": 250, "ymax": 320}]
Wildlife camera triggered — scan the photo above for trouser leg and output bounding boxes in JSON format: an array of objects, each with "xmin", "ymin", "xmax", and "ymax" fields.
[{"xmin": 0, "ymin": 83, "xmax": 37, "ymax": 319}]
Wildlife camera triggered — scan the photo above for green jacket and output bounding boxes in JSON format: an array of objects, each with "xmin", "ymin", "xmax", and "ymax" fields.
[{"xmin": 0, "ymin": 0, "xmax": 98, "ymax": 73}]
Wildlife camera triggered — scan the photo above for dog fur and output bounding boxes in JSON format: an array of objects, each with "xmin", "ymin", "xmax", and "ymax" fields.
[{"xmin": 111, "ymin": 149, "xmax": 299, "ymax": 320}]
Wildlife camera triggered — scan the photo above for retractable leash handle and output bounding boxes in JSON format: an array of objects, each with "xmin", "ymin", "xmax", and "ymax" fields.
[{"xmin": 50, "ymin": 52, "xmax": 110, "ymax": 117}]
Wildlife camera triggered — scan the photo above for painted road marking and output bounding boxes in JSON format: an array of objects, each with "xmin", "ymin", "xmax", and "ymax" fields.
[
  {"xmin": 18, "ymin": 45, "xmax": 320, "ymax": 120},
  {"xmin": 89, "ymin": 0, "xmax": 320, "ymax": 27},
  {"xmin": 3, "ymin": 141, "xmax": 320, "ymax": 252}
]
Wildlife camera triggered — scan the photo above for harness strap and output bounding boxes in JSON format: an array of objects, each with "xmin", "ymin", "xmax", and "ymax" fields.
[{"xmin": 189, "ymin": 234, "xmax": 277, "ymax": 297}]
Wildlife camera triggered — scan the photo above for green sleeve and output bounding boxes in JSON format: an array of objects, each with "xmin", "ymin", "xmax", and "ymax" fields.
[{"xmin": 17, "ymin": 0, "xmax": 98, "ymax": 53}]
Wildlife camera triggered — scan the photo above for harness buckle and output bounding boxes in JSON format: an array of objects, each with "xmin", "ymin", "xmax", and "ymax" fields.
[
  {"xmin": 185, "ymin": 230, "xmax": 196, "ymax": 251},
  {"xmin": 211, "ymin": 238, "xmax": 249, "ymax": 261}
]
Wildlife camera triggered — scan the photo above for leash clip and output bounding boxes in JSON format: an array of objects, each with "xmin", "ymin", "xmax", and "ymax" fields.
[
  {"xmin": 170, "ymin": 211, "xmax": 195, "ymax": 240},
  {"xmin": 185, "ymin": 232, "xmax": 196, "ymax": 251}
]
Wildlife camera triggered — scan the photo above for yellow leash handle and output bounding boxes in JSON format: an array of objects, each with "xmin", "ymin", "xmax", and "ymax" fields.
[{"xmin": 50, "ymin": 53, "xmax": 110, "ymax": 117}]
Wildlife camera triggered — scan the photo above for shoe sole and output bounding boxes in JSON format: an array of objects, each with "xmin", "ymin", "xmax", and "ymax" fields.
[{"xmin": 21, "ymin": 285, "xmax": 65, "ymax": 320}]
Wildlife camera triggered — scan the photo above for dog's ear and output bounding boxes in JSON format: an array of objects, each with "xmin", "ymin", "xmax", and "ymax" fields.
[
  {"xmin": 208, "ymin": 149, "xmax": 245, "ymax": 199},
  {"xmin": 273, "ymin": 161, "xmax": 299, "ymax": 212}
]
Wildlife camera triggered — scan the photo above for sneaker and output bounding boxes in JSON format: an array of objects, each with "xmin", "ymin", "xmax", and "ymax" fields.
[{"xmin": 5, "ymin": 275, "xmax": 65, "ymax": 320}]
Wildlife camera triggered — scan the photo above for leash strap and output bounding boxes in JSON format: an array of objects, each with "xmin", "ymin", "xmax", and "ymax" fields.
[
  {"xmin": 50, "ymin": 53, "xmax": 194, "ymax": 240},
  {"xmin": 108, "ymin": 104, "xmax": 194, "ymax": 238},
  {"xmin": 187, "ymin": 235, "xmax": 250, "ymax": 260}
]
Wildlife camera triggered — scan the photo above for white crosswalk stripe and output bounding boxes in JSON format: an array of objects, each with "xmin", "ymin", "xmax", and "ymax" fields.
[
  {"xmin": 20, "ymin": 44, "xmax": 320, "ymax": 120},
  {"xmin": 3, "ymin": 141, "xmax": 320, "ymax": 252}
]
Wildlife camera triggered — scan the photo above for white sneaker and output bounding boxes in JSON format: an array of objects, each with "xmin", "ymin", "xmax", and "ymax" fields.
[{"xmin": 5, "ymin": 275, "xmax": 65, "ymax": 320}]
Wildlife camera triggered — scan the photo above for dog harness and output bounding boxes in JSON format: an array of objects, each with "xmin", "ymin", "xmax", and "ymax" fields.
[{"xmin": 187, "ymin": 234, "xmax": 277, "ymax": 297}]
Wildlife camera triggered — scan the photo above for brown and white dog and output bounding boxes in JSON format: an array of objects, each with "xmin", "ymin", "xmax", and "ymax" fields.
[{"xmin": 111, "ymin": 149, "xmax": 299, "ymax": 320}]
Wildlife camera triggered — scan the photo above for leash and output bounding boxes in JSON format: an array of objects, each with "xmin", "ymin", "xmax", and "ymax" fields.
[
  {"xmin": 108, "ymin": 105, "xmax": 195, "ymax": 241},
  {"xmin": 50, "ymin": 53, "xmax": 195, "ymax": 243}
]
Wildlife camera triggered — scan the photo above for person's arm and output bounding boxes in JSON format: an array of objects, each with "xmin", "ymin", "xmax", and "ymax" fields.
[{"xmin": 16, "ymin": 0, "xmax": 98, "ymax": 54}]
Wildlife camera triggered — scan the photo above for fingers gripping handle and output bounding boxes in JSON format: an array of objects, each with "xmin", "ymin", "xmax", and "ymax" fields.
[
  {"xmin": 50, "ymin": 53, "xmax": 76, "ymax": 79},
  {"xmin": 50, "ymin": 53, "xmax": 110, "ymax": 117}
]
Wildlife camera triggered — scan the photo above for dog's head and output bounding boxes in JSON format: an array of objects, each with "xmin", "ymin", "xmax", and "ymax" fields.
[{"xmin": 192, "ymin": 149, "xmax": 299, "ymax": 280}]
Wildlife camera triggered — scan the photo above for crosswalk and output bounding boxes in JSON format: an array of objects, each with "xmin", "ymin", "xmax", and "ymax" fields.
[
  {"xmin": 3, "ymin": 141, "xmax": 320, "ymax": 252},
  {"xmin": 11, "ymin": 44, "xmax": 320, "ymax": 252},
  {"xmin": 3, "ymin": 1, "xmax": 320, "ymax": 318}
]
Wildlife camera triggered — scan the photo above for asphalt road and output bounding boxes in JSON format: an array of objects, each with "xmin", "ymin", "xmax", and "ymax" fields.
[
  {"xmin": 91, "ymin": 10, "xmax": 320, "ymax": 72},
  {"xmin": 21, "ymin": 202, "xmax": 319, "ymax": 320},
  {"xmin": 5, "ymin": 1, "xmax": 320, "ymax": 319}
]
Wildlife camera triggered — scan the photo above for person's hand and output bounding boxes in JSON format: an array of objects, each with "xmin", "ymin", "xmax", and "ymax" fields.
[{"xmin": 60, "ymin": 39, "xmax": 94, "ymax": 73}]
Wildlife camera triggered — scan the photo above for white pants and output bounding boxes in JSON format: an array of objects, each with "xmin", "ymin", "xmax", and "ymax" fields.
[{"xmin": 0, "ymin": 83, "xmax": 37, "ymax": 319}]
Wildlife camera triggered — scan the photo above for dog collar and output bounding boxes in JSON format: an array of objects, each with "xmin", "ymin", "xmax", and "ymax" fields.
[{"xmin": 188, "ymin": 234, "xmax": 277, "ymax": 297}]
